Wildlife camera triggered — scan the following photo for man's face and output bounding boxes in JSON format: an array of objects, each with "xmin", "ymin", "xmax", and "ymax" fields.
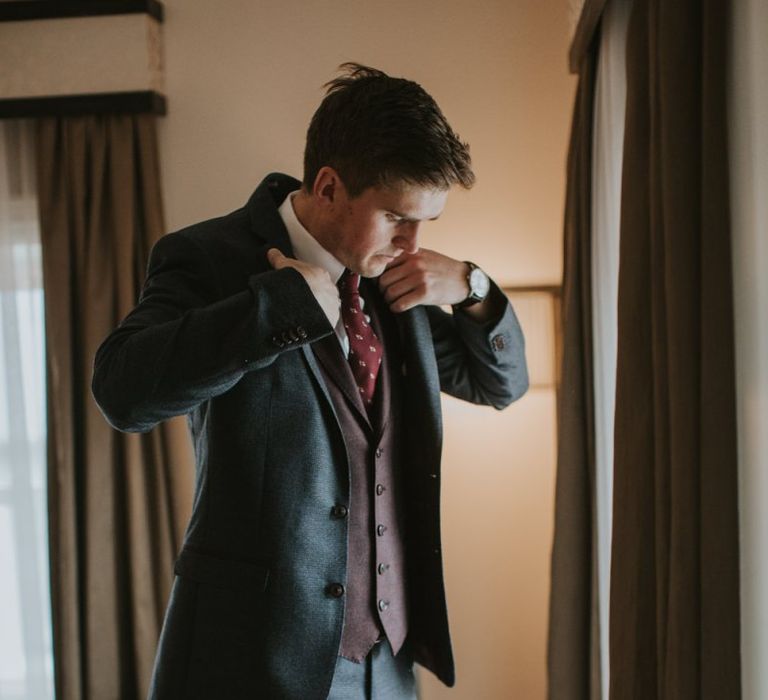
[{"xmin": 322, "ymin": 182, "xmax": 449, "ymax": 278}]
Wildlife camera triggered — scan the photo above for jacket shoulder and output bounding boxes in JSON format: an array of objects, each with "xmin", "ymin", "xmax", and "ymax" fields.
[{"xmin": 153, "ymin": 207, "xmax": 271, "ymax": 298}]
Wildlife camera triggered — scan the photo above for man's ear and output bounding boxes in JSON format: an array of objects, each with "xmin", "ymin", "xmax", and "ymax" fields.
[{"xmin": 313, "ymin": 166, "xmax": 346, "ymax": 207}]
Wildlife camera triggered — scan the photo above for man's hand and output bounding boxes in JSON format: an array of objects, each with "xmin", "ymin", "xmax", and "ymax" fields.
[
  {"xmin": 267, "ymin": 248, "xmax": 340, "ymax": 328},
  {"xmin": 378, "ymin": 249, "xmax": 501, "ymax": 323},
  {"xmin": 378, "ymin": 249, "xmax": 470, "ymax": 312}
]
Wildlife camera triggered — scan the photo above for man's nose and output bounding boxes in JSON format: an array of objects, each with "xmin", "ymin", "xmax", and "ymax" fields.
[{"xmin": 394, "ymin": 222, "xmax": 420, "ymax": 254}]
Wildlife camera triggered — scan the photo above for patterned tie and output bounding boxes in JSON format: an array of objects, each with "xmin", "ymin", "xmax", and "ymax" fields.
[{"xmin": 338, "ymin": 270, "xmax": 383, "ymax": 408}]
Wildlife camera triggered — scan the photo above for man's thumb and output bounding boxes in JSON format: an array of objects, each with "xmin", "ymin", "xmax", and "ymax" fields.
[{"xmin": 267, "ymin": 248, "xmax": 285, "ymax": 268}]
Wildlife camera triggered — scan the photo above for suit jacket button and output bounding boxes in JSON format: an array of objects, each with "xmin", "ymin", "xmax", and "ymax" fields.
[
  {"xmin": 327, "ymin": 583, "xmax": 345, "ymax": 598},
  {"xmin": 331, "ymin": 504, "xmax": 348, "ymax": 519},
  {"xmin": 297, "ymin": 326, "xmax": 307, "ymax": 339},
  {"xmin": 272, "ymin": 335, "xmax": 285, "ymax": 348}
]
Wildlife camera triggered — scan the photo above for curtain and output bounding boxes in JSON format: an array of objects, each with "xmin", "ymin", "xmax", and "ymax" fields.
[
  {"xmin": 590, "ymin": 0, "xmax": 631, "ymax": 697},
  {"xmin": 0, "ymin": 121, "xmax": 54, "ymax": 700},
  {"xmin": 35, "ymin": 116, "xmax": 193, "ymax": 700},
  {"xmin": 729, "ymin": 0, "xmax": 768, "ymax": 696},
  {"xmin": 546, "ymin": 30, "xmax": 601, "ymax": 700},
  {"xmin": 609, "ymin": 0, "xmax": 741, "ymax": 697}
]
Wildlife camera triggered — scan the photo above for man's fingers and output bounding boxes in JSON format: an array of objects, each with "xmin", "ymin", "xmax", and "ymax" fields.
[
  {"xmin": 382, "ymin": 278, "xmax": 419, "ymax": 305},
  {"xmin": 265, "ymin": 249, "xmax": 339, "ymax": 326},
  {"xmin": 389, "ymin": 290, "xmax": 422, "ymax": 313},
  {"xmin": 379, "ymin": 257, "xmax": 416, "ymax": 290}
]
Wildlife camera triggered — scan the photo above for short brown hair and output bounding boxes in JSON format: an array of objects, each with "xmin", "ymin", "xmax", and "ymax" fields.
[{"xmin": 303, "ymin": 63, "xmax": 475, "ymax": 197}]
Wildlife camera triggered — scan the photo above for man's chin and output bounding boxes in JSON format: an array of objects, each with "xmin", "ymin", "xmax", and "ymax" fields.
[{"xmin": 360, "ymin": 258, "xmax": 391, "ymax": 278}]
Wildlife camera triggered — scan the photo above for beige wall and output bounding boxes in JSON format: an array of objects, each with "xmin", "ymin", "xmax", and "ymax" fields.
[
  {"xmin": 158, "ymin": 1, "xmax": 574, "ymax": 697},
  {"xmin": 424, "ymin": 391, "xmax": 557, "ymax": 699}
]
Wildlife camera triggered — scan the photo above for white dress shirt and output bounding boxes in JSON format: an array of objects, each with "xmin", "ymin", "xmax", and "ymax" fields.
[{"xmin": 278, "ymin": 190, "xmax": 371, "ymax": 357}]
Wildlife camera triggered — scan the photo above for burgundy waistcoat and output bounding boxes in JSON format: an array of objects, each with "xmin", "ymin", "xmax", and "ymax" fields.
[{"xmin": 311, "ymin": 280, "xmax": 409, "ymax": 662}]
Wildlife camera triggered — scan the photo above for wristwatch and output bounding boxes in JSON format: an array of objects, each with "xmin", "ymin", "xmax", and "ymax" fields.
[{"xmin": 454, "ymin": 261, "xmax": 490, "ymax": 309}]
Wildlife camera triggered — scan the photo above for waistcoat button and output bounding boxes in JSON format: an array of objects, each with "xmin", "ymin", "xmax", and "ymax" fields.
[
  {"xmin": 378, "ymin": 563, "xmax": 390, "ymax": 575},
  {"xmin": 327, "ymin": 583, "xmax": 345, "ymax": 598},
  {"xmin": 378, "ymin": 599, "xmax": 390, "ymax": 612},
  {"xmin": 376, "ymin": 484, "xmax": 385, "ymax": 495},
  {"xmin": 377, "ymin": 524, "xmax": 387, "ymax": 536}
]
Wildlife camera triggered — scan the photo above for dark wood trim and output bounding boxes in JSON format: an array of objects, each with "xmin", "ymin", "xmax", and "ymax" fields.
[
  {"xmin": 503, "ymin": 284, "xmax": 562, "ymax": 297},
  {"xmin": 0, "ymin": 0, "xmax": 164, "ymax": 23},
  {"xmin": 0, "ymin": 91, "xmax": 167, "ymax": 118},
  {"xmin": 568, "ymin": 0, "xmax": 608, "ymax": 74}
]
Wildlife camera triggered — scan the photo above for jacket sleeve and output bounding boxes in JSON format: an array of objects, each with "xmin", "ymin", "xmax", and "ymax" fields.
[
  {"xmin": 92, "ymin": 232, "xmax": 333, "ymax": 433},
  {"xmin": 426, "ymin": 282, "xmax": 529, "ymax": 409}
]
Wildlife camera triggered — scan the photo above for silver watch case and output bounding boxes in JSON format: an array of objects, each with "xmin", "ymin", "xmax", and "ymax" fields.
[{"xmin": 455, "ymin": 261, "xmax": 490, "ymax": 308}]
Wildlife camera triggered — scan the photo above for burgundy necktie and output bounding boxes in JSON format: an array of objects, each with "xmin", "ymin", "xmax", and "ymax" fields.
[{"xmin": 338, "ymin": 270, "xmax": 383, "ymax": 408}]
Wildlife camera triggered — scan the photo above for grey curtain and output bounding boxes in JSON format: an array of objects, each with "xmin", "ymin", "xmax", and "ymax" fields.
[
  {"xmin": 547, "ymin": 32, "xmax": 602, "ymax": 700},
  {"xmin": 609, "ymin": 0, "xmax": 741, "ymax": 697},
  {"xmin": 35, "ymin": 115, "xmax": 193, "ymax": 700}
]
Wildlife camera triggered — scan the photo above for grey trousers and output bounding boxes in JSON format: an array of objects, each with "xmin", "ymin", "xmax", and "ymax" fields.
[{"xmin": 327, "ymin": 638, "xmax": 419, "ymax": 700}]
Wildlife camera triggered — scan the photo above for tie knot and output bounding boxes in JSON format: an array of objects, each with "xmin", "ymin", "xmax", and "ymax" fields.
[{"xmin": 339, "ymin": 269, "xmax": 361, "ymax": 297}]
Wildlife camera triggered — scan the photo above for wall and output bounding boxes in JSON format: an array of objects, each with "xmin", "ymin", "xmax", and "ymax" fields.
[
  {"xmin": 730, "ymin": 0, "xmax": 768, "ymax": 697},
  {"xmin": 158, "ymin": 1, "xmax": 575, "ymax": 697}
]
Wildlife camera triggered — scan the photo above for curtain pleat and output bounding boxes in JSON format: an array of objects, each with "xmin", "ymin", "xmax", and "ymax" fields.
[
  {"xmin": 609, "ymin": 0, "xmax": 741, "ymax": 697},
  {"xmin": 35, "ymin": 115, "xmax": 194, "ymax": 700},
  {"xmin": 547, "ymin": 35, "xmax": 602, "ymax": 700}
]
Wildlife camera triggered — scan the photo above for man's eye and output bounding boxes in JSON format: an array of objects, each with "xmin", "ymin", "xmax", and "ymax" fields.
[{"xmin": 386, "ymin": 213, "xmax": 411, "ymax": 227}]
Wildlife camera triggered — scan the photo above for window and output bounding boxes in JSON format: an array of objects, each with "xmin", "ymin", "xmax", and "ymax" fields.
[{"xmin": 0, "ymin": 120, "xmax": 54, "ymax": 700}]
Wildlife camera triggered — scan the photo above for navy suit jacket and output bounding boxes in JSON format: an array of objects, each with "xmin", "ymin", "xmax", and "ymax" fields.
[{"xmin": 92, "ymin": 173, "xmax": 528, "ymax": 699}]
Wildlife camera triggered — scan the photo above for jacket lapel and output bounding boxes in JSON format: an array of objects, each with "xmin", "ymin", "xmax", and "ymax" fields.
[{"xmin": 394, "ymin": 306, "xmax": 443, "ymax": 450}]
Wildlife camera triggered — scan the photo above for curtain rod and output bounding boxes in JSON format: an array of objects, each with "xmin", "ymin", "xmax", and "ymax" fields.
[{"xmin": 0, "ymin": 92, "xmax": 166, "ymax": 120}]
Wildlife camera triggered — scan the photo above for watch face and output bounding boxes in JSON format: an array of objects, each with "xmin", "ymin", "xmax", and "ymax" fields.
[{"xmin": 469, "ymin": 267, "xmax": 490, "ymax": 298}]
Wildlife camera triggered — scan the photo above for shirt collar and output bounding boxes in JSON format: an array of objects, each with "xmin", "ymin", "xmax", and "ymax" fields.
[{"xmin": 278, "ymin": 190, "xmax": 346, "ymax": 284}]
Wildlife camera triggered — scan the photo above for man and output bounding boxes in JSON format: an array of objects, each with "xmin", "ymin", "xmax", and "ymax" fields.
[{"xmin": 93, "ymin": 63, "xmax": 528, "ymax": 700}]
